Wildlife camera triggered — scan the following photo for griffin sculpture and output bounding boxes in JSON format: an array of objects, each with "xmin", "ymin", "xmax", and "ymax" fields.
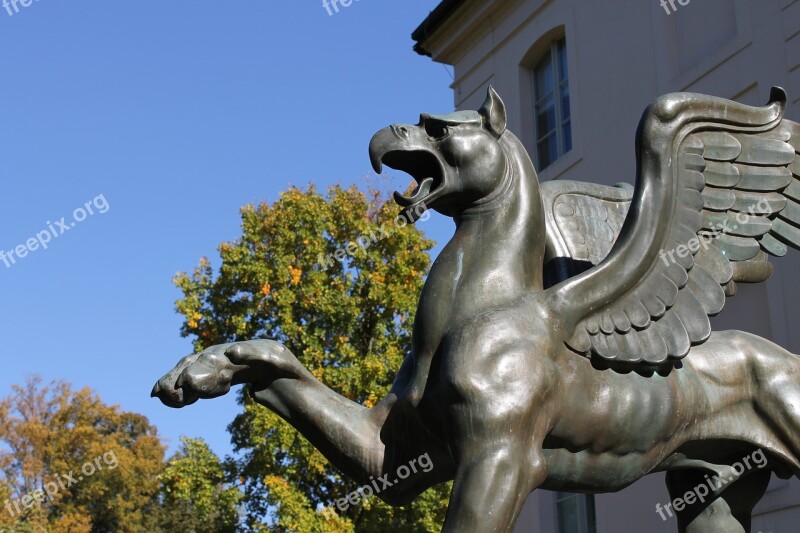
[{"xmin": 153, "ymin": 87, "xmax": 800, "ymax": 533}]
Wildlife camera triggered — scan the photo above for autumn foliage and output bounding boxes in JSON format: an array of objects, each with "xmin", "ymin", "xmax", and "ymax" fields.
[
  {"xmin": 174, "ymin": 185, "xmax": 451, "ymax": 531},
  {"xmin": 0, "ymin": 185, "xmax": 449, "ymax": 532}
]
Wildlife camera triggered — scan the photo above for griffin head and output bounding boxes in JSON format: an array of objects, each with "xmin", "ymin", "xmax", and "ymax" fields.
[{"xmin": 369, "ymin": 86, "xmax": 510, "ymax": 221}]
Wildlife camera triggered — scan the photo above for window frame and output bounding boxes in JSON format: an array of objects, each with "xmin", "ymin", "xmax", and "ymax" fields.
[
  {"xmin": 553, "ymin": 492, "xmax": 597, "ymax": 533},
  {"xmin": 532, "ymin": 37, "xmax": 571, "ymax": 170}
]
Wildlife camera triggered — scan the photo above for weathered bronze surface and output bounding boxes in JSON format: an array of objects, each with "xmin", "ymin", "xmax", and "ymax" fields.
[{"xmin": 153, "ymin": 87, "xmax": 800, "ymax": 532}]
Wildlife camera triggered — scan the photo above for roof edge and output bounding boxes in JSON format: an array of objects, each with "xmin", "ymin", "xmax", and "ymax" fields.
[{"xmin": 411, "ymin": 0, "xmax": 466, "ymax": 57}]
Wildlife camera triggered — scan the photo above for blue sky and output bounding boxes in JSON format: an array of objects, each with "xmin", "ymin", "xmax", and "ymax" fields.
[{"xmin": 0, "ymin": 1, "xmax": 454, "ymax": 457}]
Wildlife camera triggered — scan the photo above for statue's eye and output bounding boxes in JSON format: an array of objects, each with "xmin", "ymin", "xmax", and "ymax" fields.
[{"xmin": 425, "ymin": 122, "xmax": 450, "ymax": 140}]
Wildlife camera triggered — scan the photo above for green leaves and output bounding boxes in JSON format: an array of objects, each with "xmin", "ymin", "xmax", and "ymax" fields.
[
  {"xmin": 174, "ymin": 184, "xmax": 451, "ymax": 531},
  {"xmin": 158, "ymin": 437, "xmax": 241, "ymax": 532}
]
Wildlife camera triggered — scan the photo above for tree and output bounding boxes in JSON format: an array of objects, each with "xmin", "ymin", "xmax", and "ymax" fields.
[
  {"xmin": 158, "ymin": 437, "xmax": 241, "ymax": 532},
  {"xmin": 173, "ymin": 184, "xmax": 451, "ymax": 531},
  {"xmin": 0, "ymin": 376, "xmax": 166, "ymax": 532}
]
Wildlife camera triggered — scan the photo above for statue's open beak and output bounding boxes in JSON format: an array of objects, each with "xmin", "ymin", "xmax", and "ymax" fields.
[{"xmin": 369, "ymin": 126, "xmax": 446, "ymax": 222}]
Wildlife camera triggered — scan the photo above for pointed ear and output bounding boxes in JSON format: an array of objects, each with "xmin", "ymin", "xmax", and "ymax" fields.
[{"xmin": 479, "ymin": 86, "xmax": 507, "ymax": 138}]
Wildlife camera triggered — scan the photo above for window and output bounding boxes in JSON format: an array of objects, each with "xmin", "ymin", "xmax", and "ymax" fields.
[
  {"xmin": 555, "ymin": 492, "xmax": 596, "ymax": 533},
  {"xmin": 532, "ymin": 37, "xmax": 571, "ymax": 170}
]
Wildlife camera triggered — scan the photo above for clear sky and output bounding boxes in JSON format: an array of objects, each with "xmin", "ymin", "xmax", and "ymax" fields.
[{"xmin": 0, "ymin": 1, "xmax": 455, "ymax": 457}]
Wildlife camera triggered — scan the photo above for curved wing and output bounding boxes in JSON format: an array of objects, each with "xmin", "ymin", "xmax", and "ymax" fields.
[
  {"xmin": 541, "ymin": 180, "xmax": 633, "ymax": 286},
  {"xmin": 544, "ymin": 88, "xmax": 800, "ymax": 367}
]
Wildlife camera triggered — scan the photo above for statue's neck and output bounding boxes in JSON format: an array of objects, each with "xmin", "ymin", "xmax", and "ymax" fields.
[
  {"xmin": 403, "ymin": 140, "xmax": 545, "ymax": 405},
  {"xmin": 419, "ymin": 157, "xmax": 545, "ymax": 330},
  {"xmin": 454, "ymin": 170, "xmax": 543, "ymax": 297}
]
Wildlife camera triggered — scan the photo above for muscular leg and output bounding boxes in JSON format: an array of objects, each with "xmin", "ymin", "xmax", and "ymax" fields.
[
  {"xmin": 443, "ymin": 443, "xmax": 543, "ymax": 533},
  {"xmin": 744, "ymin": 334, "xmax": 800, "ymax": 463},
  {"xmin": 684, "ymin": 331, "xmax": 800, "ymax": 475},
  {"xmin": 439, "ymin": 341, "xmax": 546, "ymax": 533},
  {"xmin": 665, "ymin": 467, "xmax": 771, "ymax": 532},
  {"xmin": 152, "ymin": 340, "xmax": 452, "ymax": 503}
]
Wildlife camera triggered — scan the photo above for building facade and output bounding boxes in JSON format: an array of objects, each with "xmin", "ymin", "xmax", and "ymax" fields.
[{"xmin": 413, "ymin": 1, "xmax": 800, "ymax": 531}]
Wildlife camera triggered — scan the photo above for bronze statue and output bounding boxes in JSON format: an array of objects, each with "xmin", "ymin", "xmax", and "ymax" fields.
[{"xmin": 153, "ymin": 87, "xmax": 800, "ymax": 532}]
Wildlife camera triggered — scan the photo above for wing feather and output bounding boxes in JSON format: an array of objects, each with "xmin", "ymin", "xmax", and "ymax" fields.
[
  {"xmin": 625, "ymin": 301, "xmax": 651, "ymax": 329},
  {"xmin": 641, "ymin": 293, "xmax": 668, "ymax": 319},
  {"xmin": 687, "ymin": 266, "xmax": 725, "ymax": 316},
  {"xmin": 639, "ymin": 327, "xmax": 668, "ymax": 364},
  {"xmin": 698, "ymin": 131, "xmax": 741, "ymax": 161},
  {"xmin": 703, "ymin": 187, "xmax": 737, "ymax": 210},
  {"xmin": 600, "ymin": 313, "xmax": 615, "ymax": 335},
  {"xmin": 615, "ymin": 332, "xmax": 643, "ymax": 364},
  {"xmin": 672, "ymin": 290, "xmax": 712, "ymax": 344},
  {"xmin": 734, "ymin": 134, "xmax": 795, "ymax": 165},
  {"xmin": 693, "ymin": 244, "xmax": 733, "ymax": 284},
  {"xmin": 546, "ymin": 88, "xmax": 800, "ymax": 368},
  {"xmin": 659, "ymin": 313, "xmax": 691, "ymax": 359},
  {"xmin": 593, "ymin": 331, "xmax": 619, "ymax": 359},
  {"xmin": 612, "ymin": 308, "xmax": 632, "ymax": 333},
  {"xmin": 760, "ymin": 233, "xmax": 788, "ymax": 256},
  {"xmin": 734, "ymin": 165, "xmax": 792, "ymax": 191},
  {"xmin": 731, "ymin": 191, "xmax": 786, "ymax": 213},
  {"xmin": 784, "ymin": 180, "xmax": 800, "ymax": 202},
  {"xmin": 773, "ymin": 217, "xmax": 800, "ymax": 247},
  {"xmin": 712, "ymin": 234, "xmax": 762, "ymax": 261},
  {"xmin": 680, "ymin": 189, "xmax": 706, "ymax": 212},
  {"xmin": 780, "ymin": 198, "xmax": 800, "ymax": 225},
  {"xmin": 703, "ymin": 161, "xmax": 740, "ymax": 187}
]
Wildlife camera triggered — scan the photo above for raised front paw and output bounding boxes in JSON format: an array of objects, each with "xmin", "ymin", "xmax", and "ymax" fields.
[
  {"xmin": 151, "ymin": 343, "xmax": 237, "ymax": 408},
  {"xmin": 151, "ymin": 340, "xmax": 301, "ymax": 408}
]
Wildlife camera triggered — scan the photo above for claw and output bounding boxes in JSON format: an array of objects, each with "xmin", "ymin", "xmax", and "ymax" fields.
[
  {"xmin": 153, "ymin": 341, "xmax": 290, "ymax": 408},
  {"xmin": 151, "ymin": 379, "xmax": 193, "ymax": 409}
]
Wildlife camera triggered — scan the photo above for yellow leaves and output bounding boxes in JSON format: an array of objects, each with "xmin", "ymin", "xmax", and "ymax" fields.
[
  {"xmin": 363, "ymin": 393, "xmax": 378, "ymax": 409},
  {"xmin": 319, "ymin": 506, "xmax": 356, "ymax": 533},
  {"xmin": 263, "ymin": 474, "xmax": 334, "ymax": 532},
  {"xmin": 307, "ymin": 448, "xmax": 328, "ymax": 475},
  {"xmin": 260, "ymin": 282, "xmax": 272, "ymax": 296},
  {"xmin": 52, "ymin": 511, "xmax": 92, "ymax": 533},
  {"xmin": 404, "ymin": 269, "xmax": 420, "ymax": 289},
  {"xmin": 289, "ymin": 266, "xmax": 302, "ymax": 286},
  {"xmin": 369, "ymin": 272, "xmax": 385, "ymax": 285},
  {"xmin": 187, "ymin": 312, "xmax": 202, "ymax": 329},
  {"xmin": 0, "ymin": 377, "xmax": 167, "ymax": 531}
]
